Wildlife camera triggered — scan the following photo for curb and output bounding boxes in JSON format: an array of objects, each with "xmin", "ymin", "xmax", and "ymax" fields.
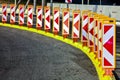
[{"xmin": 0, "ymin": 23, "xmax": 112, "ymax": 80}]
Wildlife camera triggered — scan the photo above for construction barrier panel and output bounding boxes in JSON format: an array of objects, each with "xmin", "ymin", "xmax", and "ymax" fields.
[
  {"xmin": 72, "ymin": 9, "xmax": 80, "ymax": 42},
  {"xmin": 19, "ymin": 5, "xmax": 24, "ymax": 26},
  {"xmin": 62, "ymin": 8, "xmax": 70, "ymax": 38},
  {"xmin": 98, "ymin": 19, "xmax": 103, "ymax": 59},
  {"xmin": 2, "ymin": 4, "xmax": 7, "ymax": 23},
  {"xmin": 81, "ymin": 10, "xmax": 90, "ymax": 46},
  {"xmin": 44, "ymin": 6, "xmax": 50, "ymax": 32},
  {"xmin": 53, "ymin": 7, "xmax": 60, "ymax": 35},
  {"xmin": 10, "ymin": 4, "xmax": 15, "ymax": 24},
  {"xmin": 88, "ymin": 13, "xmax": 97, "ymax": 51},
  {"xmin": 36, "ymin": 6, "xmax": 42, "ymax": 30},
  {"xmin": 27, "ymin": 5, "xmax": 33, "ymax": 28},
  {"xmin": 94, "ymin": 16, "xmax": 99, "ymax": 54},
  {"xmin": 98, "ymin": 16, "xmax": 109, "ymax": 59},
  {"xmin": 102, "ymin": 18, "xmax": 116, "ymax": 76}
]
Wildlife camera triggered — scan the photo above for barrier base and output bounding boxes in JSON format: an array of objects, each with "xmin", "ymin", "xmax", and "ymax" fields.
[
  {"xmin": 28, "ymin": 25, "xmax": 32, "ymax": 28},
  {"xmin": 82, "ymin": 42, "xmax": 88, "ymax": 46},
  {"xmin": 36, "ymin": 27, "xmax": 42, "ymax": 30},
  {"xmin": 45, "ymin": 29, "xmax": 50, "ymax": 32},
  {"xmin": 63, "ymin": 35, "xmax": 68, "ymax": 39},
  {"xmin": 104, "ymin": 68, "xmax": 114, "ymax": 77},
  {"xmin": 73, "ymin": 38, "xmax": 78, "ymax": 43},
  {"xmin": 53, "ymin": 32, "xmax": 58, "ymax": 35}
]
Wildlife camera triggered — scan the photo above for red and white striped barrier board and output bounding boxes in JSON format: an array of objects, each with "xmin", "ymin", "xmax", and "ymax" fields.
[
  {"xmin": 72, "ymin": 10, "xmax": 80, "ymax": 42},
  {"xmin": 81, "ymin": 11, "xmax": 90, "ymax": 45},
  {"xmin": 62, "ymin": 8, "xmax": 70, "ymax": 38},
  {"xmin": 27, "ymin": 5, "xmax": 33, "ymax": 28},
  {"xmin": 19, "ymin": 5, "xmax": 24, "ymax": 26},
  {"xmin": 44, "ymin": 6, "xmax": 50, "ymax": 32},
  {"xmin": 102, "ymin": 19, "xmax": 116, "ymax": 68},
  {"xmin": 10, "ymin": 4, "xmax": 15, "ymax": 24},
  {"xmin": 98, "ymin": 20, "xmax": 103, "ymax": 59},
  {"xmin": 36, "ymin": 6, "xmax": 42, "ymax": 30},
  {"xmin": 53, "ymin": 7, "xmax": 60, "ymax": 35},
  {"xmin": 88, "ymin": 17, "xmax": 94, "ymax": 47},
  {"xmin": 65, "ymin": 0, "xmax": 72, "ymax": 3},
  {"xmin": 94, "ymin": 17, "xmax": 99, "ymax": 53},
  {"xmin": 2, "ymin": 4, "xmax": 7, "ymax": 23}
]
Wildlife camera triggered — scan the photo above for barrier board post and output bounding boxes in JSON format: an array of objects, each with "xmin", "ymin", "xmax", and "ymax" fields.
[
  {"xmin": 102, "ymin": 18, "xmax": 116, "ymax": 76},
  {"xmin": 27, "ymin": 5, "xmax": 33, "ymax": 28},
  {"xmin": 72, "ymin": 10, "xmax": 80, "ymax": 42},
  {"xmin": 44, "ymin": 6, "xmax": 50, "ymax": 32},
  {"xmin": 36, "ymin": 6, "xmax": 42, "ymax": 30},
  {"xmin": 2, "ymin": 4, "xmax": 7, "ymax": 23},
  {"xmin": 81, "ymin": 10, "xmax": 90, "ymax": 46},
  {"xmin": 19, "ymin": 5, "xmax": 24, "ymax": 26},
  {"xmin": 10, "ymin": 4, "xmax": 15, "ymax": 24},
  {"xmin": 62, "ymin": 8, "xmax": 70, "ymax": 38},
  {"xmin": 53, "ymin": 7, "xmax": 60, "ymax": 35}
]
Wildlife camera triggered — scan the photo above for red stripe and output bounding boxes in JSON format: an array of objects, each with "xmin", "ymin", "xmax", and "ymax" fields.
[
  {"xmin": 103, "ymin": 36, "xmax": 113, "ymax": 55},
  {"xmin": 83, "ymin": 23, "xmax": 88, "ymax": 33},
  {"xmin": 104, "ymin": 58, "xmax": 112, "ymax": 66}
]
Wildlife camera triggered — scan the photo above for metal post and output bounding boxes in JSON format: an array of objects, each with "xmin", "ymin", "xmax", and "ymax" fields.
[
  {"xmin": 87, "ymin": 0, "xmax": 89, "ymax": 5},
  {"xmin": 15, "ymin": 0, "xmax": 16, "ymax": 6},
  {"xmin": 42, "ymin": 0, "xmax": 46, "ymax": 14},
  {"xmin": 33, "ymin": 0, "xmax": 36, "ymax": 14},
  {"xmin": 82, "ymin": 0, "xmax": 84, "ymax": 5},
  {"xmin": 100, "ymin": 0, "xmax": 101, "ymax": 5},
  {"xmin": 50, "ymin": 0, "xmax": 53, "ymax": 15},
  {"xmin": 67, "ymin": 3, "xmax": 69, "ymax": 8}
]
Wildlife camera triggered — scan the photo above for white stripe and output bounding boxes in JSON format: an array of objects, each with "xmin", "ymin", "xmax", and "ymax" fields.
[
  {"xmin": 63, "ymin": 24, "xmax": 69, "ymax": 33},
  {"xmin": 3, "ymin": 6, "xmax": 7, "ymax": 12},
  {"xmin": 54, "ymin": 11, "xmax": 59, "ymax": 21},
  {"xmin": 74, "ymin": 14, "xmax": 80, "ymax": 24},
  {"xmin": 38, "ymin": 9, "xmax": 42, "ymax": 17},
  {"xmin": 82, "ymin": 29, "xmax": 87, "ymax": 39},
  {"xmin": 89, "ymin": 21, "xmax": 94, "ymax": 31},
  {"xmin": 98, "ymin": 29, "xmax": 102, "ymax": 39},
  {"xmin": 63, "ymin": 13, "xmax": 69, "ymax": 22},
  {"xmin": 89, "ymin": 33, "xmax": 93, "ymax": 41},
  {"xmin": 103, "ymin": 47, "xmax": 114, "ymax": 66},
  {"xmin": 3, "ymin": 15, "xmax": 7, "ymax": 20},
  {"xmin": 20, "ymin": 16, "xmax": 24, "ymax": 23},
  {"xmin": 11, "ymin": 16, "xmax": 15, "ymax": 22},
  {"xmin": 83, "ymin": 17, "xmax": 88, "ymax": 27},
  {"xmin": 45, "ymin": 20, "xmax": 50, "ymax": 28},
  {"xmin": 11, "ymin": 7, "xmax": 15, "ymax": 14},
  {"xmin": 28, "ymin": 17, "xmax": 32, "ymax": 24},
  {"xmin": 54, "ymin": 21, "xmax": 59, "ymax": 31},
  {"xmin": 103, "ymin": 26, "xmax": 114, "ymax": 44},
  {"xmin": 73, "ymin": 27, "xmax": 79, "ymax": 37},
  {"xmin": 94, "ymin": 27, "xmax": 98, "ymax": 36},
  {"xmin": 45, "ymin": 9, "xmax": 50, "ymax": 19},
  {"xmin": 37, "ymin": 19, "xmax": 42, "ymax": 27},
  {"xmin": 95, "ymin": 38, "xmax": 98, "ymax": 45},
  {"xmin": 28, "ymin": 8, "xmax": 32, "ymax": 15},
  {"xmin": 20, "ymin": 8, "xmax": 24, "ymax": 14}
]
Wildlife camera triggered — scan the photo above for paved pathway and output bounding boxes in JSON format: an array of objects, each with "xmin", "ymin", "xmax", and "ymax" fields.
[{"xmin": 0, "ymin": 27, "xmax": 98, "ymax": 80}]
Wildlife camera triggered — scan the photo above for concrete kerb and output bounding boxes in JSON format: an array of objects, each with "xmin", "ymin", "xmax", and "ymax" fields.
[{"xmin": 0, "ymin": 22, "xmax": 113, "ymax": 80}]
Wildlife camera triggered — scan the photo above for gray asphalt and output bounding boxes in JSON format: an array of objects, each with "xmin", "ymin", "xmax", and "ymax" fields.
[{"xmin": 0, "ymin": 26, "xmax": 98, "ymax": 80}]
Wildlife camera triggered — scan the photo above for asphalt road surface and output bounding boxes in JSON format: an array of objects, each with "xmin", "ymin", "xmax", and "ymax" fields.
[{"xmin": 0, "ymin": 26, "xmax": 98, "ymax": 80}]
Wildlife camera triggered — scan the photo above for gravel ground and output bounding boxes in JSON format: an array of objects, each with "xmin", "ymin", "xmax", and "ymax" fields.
[{"xmin": 0, "ymin": 26, "xmax": 98, "ymax": 80}]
